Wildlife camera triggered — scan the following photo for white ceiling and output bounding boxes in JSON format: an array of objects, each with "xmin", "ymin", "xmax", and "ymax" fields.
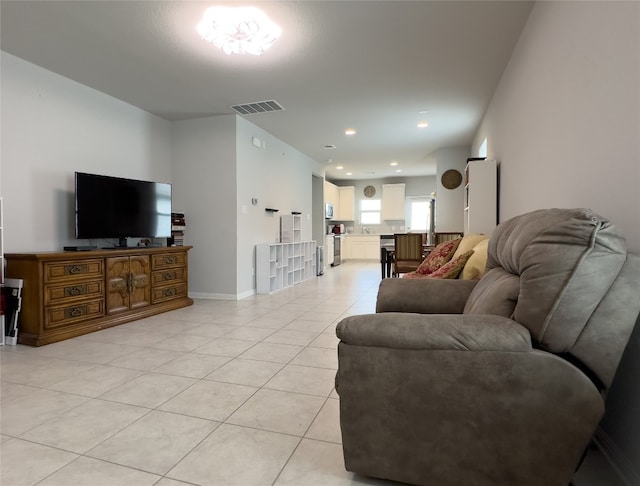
[{"xmin": 0, "ymin": 0, "xmax": 533, "ymax": 180}]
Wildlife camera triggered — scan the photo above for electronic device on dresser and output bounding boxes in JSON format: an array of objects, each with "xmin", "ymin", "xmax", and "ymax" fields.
[{"xmin": 75, "ymin": 172, "xmax": 172, "ymax": 248}]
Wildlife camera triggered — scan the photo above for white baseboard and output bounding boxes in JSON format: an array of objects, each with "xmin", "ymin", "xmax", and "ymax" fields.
[
  {"xmin": 189, "ymin": 289, "xmax": 256, "ymax": 301},
  {"xmin": 594, "ymin": 427, "xmax": 639, "ymax": 486}
]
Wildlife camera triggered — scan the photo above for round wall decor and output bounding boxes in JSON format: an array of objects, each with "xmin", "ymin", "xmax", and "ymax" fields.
[
  {"xmin": 441, "ymin": 169, "xmax": 463, "ymax": 190},
  {"xmin": 363, "ymin": 185, "xmax": 376, "ymax": 198}
]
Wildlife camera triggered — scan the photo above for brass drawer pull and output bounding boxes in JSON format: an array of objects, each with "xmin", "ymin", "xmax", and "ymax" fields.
[
  {"xmin": 64, "ymin": 285, "xmax": 87, "ymax": 297},
  {"xmin": 163, "ymin": 271, "xmax": 176, "ymax": 281},
  {"xmin": 64, "ymin": 264, "xmax": 86, "ymax": 275},
  {"xmin": 163, "ymin": 288, "xmax": 176, "ymax": 297},
  {"xmin": 164, "ymin": 256, "xmax": 177, "ymax": 265},
  {"xmin": 65, "ymin": 305, "xmax": 87, "ymax": 318}
]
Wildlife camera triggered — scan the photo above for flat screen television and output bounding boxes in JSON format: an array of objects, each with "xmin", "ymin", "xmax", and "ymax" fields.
[{"xmin": 75, "ymin": 172, "xmax": 172, "ymax": 247}]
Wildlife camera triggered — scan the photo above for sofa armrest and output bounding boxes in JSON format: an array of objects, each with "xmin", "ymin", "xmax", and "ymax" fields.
[
  {"xmin": 375, "ymin": 278, "xmax": 478, "ymax": 314},
  {"xmin": 336, "ymin": 313, "xmax": 532, "ymax": 352}
]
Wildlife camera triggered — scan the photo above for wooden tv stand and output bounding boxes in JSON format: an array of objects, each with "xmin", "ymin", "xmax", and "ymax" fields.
[{"xmin": 5, "ymin": 246, "xmax": 193, "ymax": 346}]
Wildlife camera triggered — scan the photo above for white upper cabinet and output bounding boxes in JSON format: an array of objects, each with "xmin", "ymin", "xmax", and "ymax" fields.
[
  {"xmin": 337, "ymin": 186, "xmax": 355, "ymax": 221},
  {"xmin": 381, "ymin": 183, "xmax": 406, "ymax": 220},
  {"xmin": 324, "ymin": 181, "xmax": 354, "ymax": 221}
]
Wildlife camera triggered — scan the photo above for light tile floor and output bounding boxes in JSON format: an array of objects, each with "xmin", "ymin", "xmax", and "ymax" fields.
[{"xmin": 0, "ymin": 262, "xmax": 616, "ymax": 485}]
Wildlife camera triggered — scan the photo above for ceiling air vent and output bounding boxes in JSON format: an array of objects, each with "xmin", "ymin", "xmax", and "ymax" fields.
[{"xmin": 231, "ymin": 100, "xmax": 285, "ymax": 115}]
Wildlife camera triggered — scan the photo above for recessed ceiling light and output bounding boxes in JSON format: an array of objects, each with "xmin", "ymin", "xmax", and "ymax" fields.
[
  {"xmin": 417, "ymin": 121, "xmax": 429, "ymax": 128},
  {"xmin": 197, "ymin": 6, "xmax": 282, "ymax": 56},
  {"xmin": 346, "ymin": 172, "xmax": 353, "ymax": 176},
  {"xmin": 344, "ymin": 128, "xmax": 356, "ymax": 136},
  {"xmin": 395, "ymin": 169, "xmax": 403, "ymax": 173},
  {"xmin": 336, "ymin": 166, "xmax": 344, "ymax": 170},
  {"xmin": 390, "ymin": 161, "xmax": 398, "ymax": 166}
]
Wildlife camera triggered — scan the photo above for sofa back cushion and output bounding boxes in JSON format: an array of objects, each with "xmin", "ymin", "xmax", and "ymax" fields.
[{"xmin": 464, "ymin": 208, "xmax": 627, "ymax": 356}]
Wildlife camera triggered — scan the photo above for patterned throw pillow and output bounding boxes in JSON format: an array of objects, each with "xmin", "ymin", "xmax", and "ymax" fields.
[
  {"xmin": 424, "ymin": 249, "xmax": 475, "ymax": 279},
  {"xmin": 402, "ymin": 271, "xmax": 429, "ymax": 279},
  {"xmin": 415, "ymin": 238, "xmax": 462, "ymax": 275}
]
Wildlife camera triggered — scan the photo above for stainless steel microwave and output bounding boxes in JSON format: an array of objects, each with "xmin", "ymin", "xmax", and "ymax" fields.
[{"xmin": 325, "ymin": 203, "xmax": 334, "ymax": 219}]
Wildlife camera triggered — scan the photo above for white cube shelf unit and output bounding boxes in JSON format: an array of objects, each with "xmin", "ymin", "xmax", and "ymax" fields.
[
  {"xmin": 257, "ymin": 241, "xmax": 317, "ymax": 294},
  {"xmin": 280, "ymin": 214, "xmax": 302, "ymax": 243}
]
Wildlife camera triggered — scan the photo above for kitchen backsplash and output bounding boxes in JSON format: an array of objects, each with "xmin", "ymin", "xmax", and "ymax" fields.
[{"xmin": 329, "ymin": 221, "xmax": 407, "ymax": 235}]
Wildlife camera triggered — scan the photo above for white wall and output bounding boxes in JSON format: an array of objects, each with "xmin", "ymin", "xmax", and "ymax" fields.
[
  {"xmin": 473, "ymin": 2, "xmax": 640, "ymax": 482},
  {"xmin": 473, "ymin": 1, "xmax": 640, "ymax": 252},
  {"xmin": 236, "ymin": 116, "xmax": 324, "ymax": 297},
  {"xmin": 434, "ymin": 146, "xmax": 470, "ymax": 232},
  {"xmin": 171, "ymin": 115, "xmax": 238, "ymax": 299},
  {"xmin": 0, "ymin": 52, "xmax": 172, "ymax": 252},
  {"xmin": 171, "ymin": 115, "xmax": 324, "ymax": 300}
]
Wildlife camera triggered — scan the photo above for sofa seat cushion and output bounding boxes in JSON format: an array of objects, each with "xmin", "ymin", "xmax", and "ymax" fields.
[{"xmin": 415, "ymin": 238, "xmax": 461, "ymax": 275}]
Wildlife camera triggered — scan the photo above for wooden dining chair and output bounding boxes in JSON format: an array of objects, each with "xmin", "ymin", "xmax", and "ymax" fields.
[
  {"xmin": 434, "ymin": 232, "xmax": 464, "ymax": 245},
  {"xmin": 392, "ymin": 233, "xmax": 424, "ymax": 277}
]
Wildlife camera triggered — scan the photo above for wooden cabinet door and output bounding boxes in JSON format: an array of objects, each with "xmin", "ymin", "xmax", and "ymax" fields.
[
  {"xmin": 106, "ymin": 255, "xmax": 151, "ymax": 314},
  {"xmin": 106, "ymin": 256, "xmax": 130, "ymax": 315},
  {"xmin": 129, "ymin": 255, "xmax": 151, "ymax": 310}
]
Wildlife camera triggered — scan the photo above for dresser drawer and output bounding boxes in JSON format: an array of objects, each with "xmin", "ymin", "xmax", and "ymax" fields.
[
  {"xmin": 44, "ymin": 259, "xmax": 104, "ymax": 283},
  {"xmin": 151, "ymin": 283, "xmax": 187, "ymax": 304},
  {"xmin": 152, "ymin": 252, "xmax": 187, "ymax": 270},
  {"xmin": 152, "ymin": 268, "xmax": 186, "ymax": 285},
  {"xmin": 44, "ymin": 279, "xmax": 104, "ymax": 305},
  {"xmin": 44, "ymin": 299, "xmax": 105, "ymax": 329}
]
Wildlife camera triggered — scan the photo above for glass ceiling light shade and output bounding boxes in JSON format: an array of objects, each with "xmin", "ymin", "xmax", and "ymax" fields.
[{"xmin": 197, "ymin": 6, "xmax": 282, "ymax": 56}]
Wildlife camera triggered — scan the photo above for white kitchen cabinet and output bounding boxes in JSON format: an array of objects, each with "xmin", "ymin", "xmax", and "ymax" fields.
[
  {"xmin": 257, "ymin": 241, "xmax": 316, "ymax": 294},
  {"xmin": 337, "ymin": 186, "xmax": 355, "ymax": 221},
  {"xmin": 341, "ymin": 234, "xmax": 351, "ymax": 260},
  {"xmin": 464, "ymin": 159, "xmax": 497, "ymax": 235},
  {"xmin": 324, "ymin": 180, "xmax": 339, "ymax": 216},
  {"xmin": 382, "ymin": 183, "xmax": 406, "ymax": 220},
  {"xmin": 348, "ymin": 235, "xmax": 380, "ymax": 260}
]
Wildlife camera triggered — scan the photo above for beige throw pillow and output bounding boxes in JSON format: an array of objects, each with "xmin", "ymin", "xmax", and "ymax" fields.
[{"xmin": 460, "ymin": 238, "xmax": 489, "ymax": 280}]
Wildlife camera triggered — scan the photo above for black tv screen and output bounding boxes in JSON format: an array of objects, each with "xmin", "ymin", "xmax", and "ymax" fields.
[{"xmin": 75, "ymin": 172, "xmax": 172, "ymax": 242}]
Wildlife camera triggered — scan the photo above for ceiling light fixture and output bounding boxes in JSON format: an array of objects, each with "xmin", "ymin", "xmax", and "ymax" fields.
[
  {"xmin": 417, "ymin": 121, "xmax": 429, "ymax": 128},
  {"xmin": 336, "ymin": 166, "xmax": 344, "ymax": 170},
  {"xmin": 395, "ymin": 169, "xmax": 403, "ymax": 173},
  {"xmin": 346, "ymin": 172, "xmax": 353, "ymax": 176},
  {"xmin": 390, "ymin": 161, "xmax": 398, "ymax": 166},
  {"xmin": 197, "ymin": 6, "xmax": 282, "ymax": 56},
  {"xmin": 344, "ymin": 128, "xmax": 356, "ymax": 136}
]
